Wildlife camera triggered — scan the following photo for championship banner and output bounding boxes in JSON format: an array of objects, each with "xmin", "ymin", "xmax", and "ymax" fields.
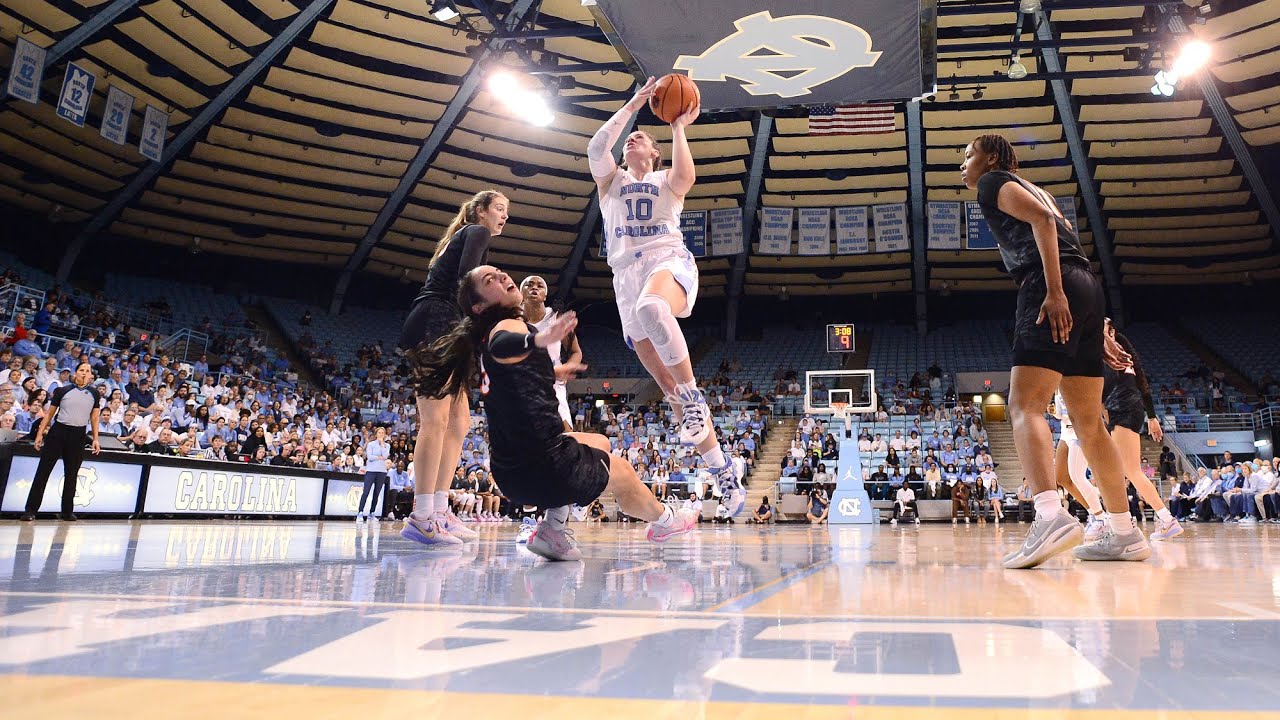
[
  {"xmin": 55, "ymin": 62, "xmax": 95, "ymax": 127},
  {"xmin": 709, "ymin": 207, "xmax": 743, "ymax": 256},
  {"xmin": 872, "ymin": 203, "xmax": 908, "ymax": 252},
  {"xmin": 965, "ymin": 201, "xmax": 997, "ymax": 250},
  {"xmin": 100, "ymin": 85, "xmax": 134, "ymax": 145},
  {"xmin": 927, "ymin": 201, "xmax": 962, "ymax": 250},
  {"xmin": 586, "ymin": 0, "xmax": 938, "ymax": 111},
  {"xmin": 5, "ymin": 37, "xmax": 46, "ymax": 104},
  {"xmin": 680, "ymin": 210, "xmax": 708, "ymax": 257},
  {"xmin": 758, "ymin": 207, "xmax": 794, "ymax": 255},
  {"xmin": 1, "ymin": 457, "xmax": 142, "ymax": 514},
  {"xmin": 139, "ymin": 104, "xmax": 168, "ymax": 162},
  {"xmin": 143, "ymin": 465, "xmax": 324, "ymax": 515},
  {"xmin": 835, "ymin": 206, "xmax": 869, "ymax": 254},
  {"xmin": 1056, "ymin": 197, "xmax": 1079, "ymax": 233},
  {"xmin": 797, "ymin": 207, "xmax": 831, "ymax": 256}
]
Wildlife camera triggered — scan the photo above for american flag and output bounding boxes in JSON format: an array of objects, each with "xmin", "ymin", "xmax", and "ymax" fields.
[{"xmin": 807, "ymin": 103, "xmax": 897, "ymax": 135}]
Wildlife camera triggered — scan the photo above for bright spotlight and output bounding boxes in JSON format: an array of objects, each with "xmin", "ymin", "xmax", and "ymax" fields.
[
  {"xmin": 488, "ymin": 71, "xmax": 519, "ymax": 96},
  {"xmin": 1019, "ymin": 0, "xmax": 1042, "ymax": 12},
  {"xmin": 523, "ymin": 94, "xmax": 556, "ymax": 127},
  {"xmin": 1173, "ymin": 40, "xmax": 1211, "ymax": 75},
  {"xmin": 1007, "ymin": 55, "xmax": 1028, "ymax": 79}
]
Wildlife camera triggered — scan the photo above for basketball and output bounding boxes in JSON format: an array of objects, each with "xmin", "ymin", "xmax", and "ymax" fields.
[{"xmin": 649, "ymin": 73, "xmax": 699, "ymax": 124}]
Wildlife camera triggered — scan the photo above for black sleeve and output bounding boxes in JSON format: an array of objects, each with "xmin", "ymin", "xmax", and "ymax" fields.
[
  {"xmin": 488, "ymin": 328, "xmax": 535, "ymax": 359},
  {"xmin": 456, "ymin": 225, "xmax": 492, "ymax": 276},
  {"xmin": 976, "ymin": 171, "xmax": 1013, "ymax": 213}
]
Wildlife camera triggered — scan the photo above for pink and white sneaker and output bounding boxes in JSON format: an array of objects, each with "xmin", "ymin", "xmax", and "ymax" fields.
[
  {"xmin": 401, "ymin": 515, "xmax": 463, "ymax": 547},
  {"xmin": 647, "ymin": 508, "xmax": 699, "ymax": 543},
  {"xmin": 526, "ymin": 523, "xmax": 582, "ymax": 561},
  {"xmin": 440, "ymin": 511, "xmax": 478, "ymax": 541}
]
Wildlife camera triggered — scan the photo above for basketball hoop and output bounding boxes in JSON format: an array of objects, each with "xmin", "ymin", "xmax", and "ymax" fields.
[{"xmin": 832, "ymin": 402, "xmax": 849, "ymax": 419}]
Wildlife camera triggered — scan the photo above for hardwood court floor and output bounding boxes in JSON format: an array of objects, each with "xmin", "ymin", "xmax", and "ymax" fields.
[{"xmin": 2, "ymin": 519, "xmax": 1278, "ymax": 719}]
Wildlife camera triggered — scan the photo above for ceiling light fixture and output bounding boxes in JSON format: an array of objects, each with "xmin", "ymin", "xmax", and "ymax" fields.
[
  {"xmin": 1007, "ymin": 55, "xmax": 1028, "ymax": 79},
  {"xmin": 1019, "ymin": 0, "xmax": 1042, "ymax": 13},
  {"xmin": 429, "ymin": 0, "xmax": 458, "ymax": 22}
]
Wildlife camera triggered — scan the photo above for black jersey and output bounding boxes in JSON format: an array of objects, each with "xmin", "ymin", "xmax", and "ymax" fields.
[
  {"xmin": 481, "ymin": 322, "xmax": 569, "ymax": 467},
  {"xmin": 414, "ymin": 225, "xmax": 491, "ymax": 304},
  {"xmin": 977, "ymin": 171, "xmax": 1090, "ymax": 284},
  {"xmin": 1103, "ymin": 332, "xmax": 1156, "ymax": 418}
]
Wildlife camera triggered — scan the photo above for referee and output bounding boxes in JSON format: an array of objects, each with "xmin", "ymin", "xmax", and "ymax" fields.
[{"xmin": 21, "ymin": 362, "xmax": 102, "ymax": 522}]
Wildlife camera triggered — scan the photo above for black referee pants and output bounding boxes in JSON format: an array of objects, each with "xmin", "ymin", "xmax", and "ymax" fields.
[{"xmin": 26, "ymin": 423, "xmax": 87, "ymax": 515}]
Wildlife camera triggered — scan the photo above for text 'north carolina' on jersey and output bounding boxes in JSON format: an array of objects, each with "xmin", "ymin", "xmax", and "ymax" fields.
[{"xmin": 600, "ymin": 168, "xmax": 685, "ymax": 269}]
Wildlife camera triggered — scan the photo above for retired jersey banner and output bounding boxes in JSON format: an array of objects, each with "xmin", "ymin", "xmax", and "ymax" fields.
[
  {"xmin": 835, "ymin": 206, "xmax": 869, "ymax": 254},
  {"xmin": 585, "ymin": 0, "xmax": 938, "ymax": 111},
  {"xmin": 679, "ymin": 210, "xmax": 707, "ymax": 257},
  {"xmin": 1056, "ymin": 197, "xmax": 1079, "ymax": 233},
  {"xmin": 797, "ymin": 208, "xmax": 831, "ymax": 255},
  {"xmin": 965, "ymin": 201, "xmax": 997, "ymax": 250},
  {"xmin": 927, "ymin": 201, "xmax": 962, "ymax": 250},
  {"xmin": 758, "ymin": 207, "xmax": 794, "ymax": 255},
  {"xmin": 872, "ymin": 204, "xmax": 908, "ymax": 253},
  {"xmin": 56, "ymin": 62, "xmax": 95, "ymax": 127},
  {"xmin": 6, "ymin": 37, "xmax": 46, "ymax": 104},
  {"xmin": 709, "ymin": 207, "xmax": 743, "ymax": 256},
  {"xmin": 139, "ymin": 104, "xmax": 168, "ymax": 162},
  {"xmin": 100, "ymin": 85, "xmax": 134, "ymax": 145}
]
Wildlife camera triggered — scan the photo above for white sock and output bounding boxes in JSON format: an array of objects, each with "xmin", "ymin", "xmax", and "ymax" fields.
[
  {"xmin": 703, "ymin": 445, "xmax": 727, "ymax": 469},
  {"xmin": 434, "ymin": 491, "xmax": 449, "ymax": 516},
  {"xmin": 412, "ymin": 493, "xmax": 433, "ymax": 520},
  {"xmin": 545, "ymin": 505, "xmax": 570, "ymax": 531},
  {"xmin": 1108, "ymin": 511, "xmax": 1135, "ymax": 534},
  {"xmin": 654, "ymin": 506, "xmax": 675, "ymax": 526},
  {"xmin": 1156, "ymin": 507, "xmax": 1173, "ymax": 523},
  {"xmin": 674, "ymin": 380, "xmax": 701, "ymax": 404},
  {"xmin": 1033, "ymin": 490, "xmax": 1062, "ymax": 520}
]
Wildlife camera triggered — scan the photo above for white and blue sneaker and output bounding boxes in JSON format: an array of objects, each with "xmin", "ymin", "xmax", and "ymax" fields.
[
  {"xmin": 676, "ymin": 388, "xmax": 712, "ymax": 446},
  {"xmin": 515, "ymin": 517, "xmax": 538, "ymax": 544},
  {"xmin": 712, "ymin": 461, "xmax": 745, "ymax": 517},
  {"xmin": 401, "ymin": 515, "xmax": 463, "ymax": 547}
]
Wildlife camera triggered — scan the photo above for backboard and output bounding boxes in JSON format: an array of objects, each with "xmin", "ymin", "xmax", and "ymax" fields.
[{"xmin": 805, "ymin": 369, "xmax": 876, "ymax": 415}]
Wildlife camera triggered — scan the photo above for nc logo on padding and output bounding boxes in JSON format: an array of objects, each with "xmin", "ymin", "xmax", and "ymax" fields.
[
  {"xmin": 838, "ymin": 497, "xmax": 862, "ymax": 517},
  {"xmin": 674, "ymin": 12, "xmax": 881, "ymax": 99}
]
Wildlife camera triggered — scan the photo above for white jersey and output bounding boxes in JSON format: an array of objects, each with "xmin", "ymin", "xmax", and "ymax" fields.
[
  {"xmin": 1054, "ymin": 392, "xmax": 1077, "ymax": 443},
  {"xmin": 528, "ymin": 308, "xmax": 564, "ymax": 382},
  {"xmin": 600, "ymin": 168, "xmax": 685, "ymax": 269}
]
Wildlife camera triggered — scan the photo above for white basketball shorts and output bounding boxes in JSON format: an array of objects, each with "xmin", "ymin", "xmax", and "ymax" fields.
[{"xmin": 612, "ymin": 244, "xmax": 699, "ymax": 348}]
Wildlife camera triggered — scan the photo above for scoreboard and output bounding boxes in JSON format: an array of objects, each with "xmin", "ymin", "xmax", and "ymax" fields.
[{"xmin": 826, "ymin": 324, "xmax": 855, "ymax": 353}]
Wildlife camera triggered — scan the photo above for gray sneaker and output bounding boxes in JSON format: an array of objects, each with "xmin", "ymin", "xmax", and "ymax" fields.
[
  {"xmin": 1072, "ymin": 527, "xmax": 1152, "ymax": 562},
  {"xmin": 1003, "ymin": 512, "xmax": 1083, "ymax": 569},
  {"xmin": 526, "ymin": 523, "xmax": 582, "ymax": 562}
]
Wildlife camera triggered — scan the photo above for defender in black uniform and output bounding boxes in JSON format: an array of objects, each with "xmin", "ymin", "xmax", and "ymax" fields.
[
  {"xmin": 398, "ymin": 190, "xmax": 506, "ymax": 548},
  {"xmin": 1103, "ymin": 320, "xmax": 1184, "ymax": 541},
  {"xmin": 411, "ymin": 264, "xmax": 698, "ymax": 561},
  {"xmin": 22, "ymin": 362, "xmax": 102, "ymax": 521},
  {"xmin": 963, "ymin": 134, "xmax": 1149, "ymax": 568}
]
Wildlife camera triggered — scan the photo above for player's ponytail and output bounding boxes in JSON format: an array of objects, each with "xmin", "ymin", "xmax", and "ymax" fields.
[
  {"xmin": 973, "ymin": 134, "xmax": 1019, "ymax": 173},
  {"xmin": 407, "ymin": 267, "xmax": 519, "ymax": 398},
  {"xmin": 431, "ymin": 190, "xmax": 506, "ymax": 268}
]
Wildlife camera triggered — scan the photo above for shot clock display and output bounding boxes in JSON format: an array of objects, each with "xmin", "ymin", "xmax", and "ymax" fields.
[{"xmin": 827, "ymin": 324, "xmax": 855, "ymax": 353}]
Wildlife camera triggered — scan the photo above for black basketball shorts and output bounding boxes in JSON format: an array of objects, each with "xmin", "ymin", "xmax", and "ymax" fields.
[
  {"xmin": 491, "ymin": 434, "xmax": 612, "ymax": 509},
  {"xmin": 1011, "ymin": 263, "xmax": 1105, "ymax": 378}
]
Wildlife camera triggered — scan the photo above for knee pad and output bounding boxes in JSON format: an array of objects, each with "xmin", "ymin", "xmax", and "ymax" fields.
[{"xmin": 634, "ymin": 293, "xmax": 689, "ymax": 366}]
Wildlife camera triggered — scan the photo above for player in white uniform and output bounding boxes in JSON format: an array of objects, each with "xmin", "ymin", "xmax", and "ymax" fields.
[
  {"xmin": 521, "ymin": 275, "xmax": 579, "ymax": 429},
  {"xmin": 587, "ymin": 76, "xmax": 744, "ymax": 515},
  {"xmin": 1052, "ymin": 391, "xmax": 1106, "ymax": 540}
]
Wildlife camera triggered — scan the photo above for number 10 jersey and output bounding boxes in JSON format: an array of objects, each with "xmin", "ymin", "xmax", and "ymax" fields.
[{"xmin": 599, "ymin": 168, "xmax": 685, "ymax": 270}]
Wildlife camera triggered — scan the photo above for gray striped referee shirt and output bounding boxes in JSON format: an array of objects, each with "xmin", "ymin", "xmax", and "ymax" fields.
[{"xmin": 49, "ymin": 384, "xmax": 100, "ymax": 428}]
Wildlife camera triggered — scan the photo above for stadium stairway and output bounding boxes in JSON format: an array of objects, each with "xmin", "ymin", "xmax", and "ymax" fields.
[
  {"xmin": 746, "ymin": 415, "xmax": 800, "ymax": 514},
  {"xmin": 986, "ymin": 418, "xmax": 1024, "ymax": 492},
  {"xmin": 1166, "ymin": 321, "xmax": 1261, "ymax": 398},
  {"xmin": 243, "ymin": 302, "xmax": 321, "ymax": 390}
]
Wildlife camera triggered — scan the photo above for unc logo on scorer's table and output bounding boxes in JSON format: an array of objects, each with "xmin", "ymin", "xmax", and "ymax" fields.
[
  {"xmin": 837, "ymin": 496, "xmax": 861, "ymax": 518},
  {"xmin": 674, "ymin": 12, "xmax": 881, "ymax": 99},
  {"xmin": 346, "ymin": 485, "xmax": 363, "ymax": 512}
]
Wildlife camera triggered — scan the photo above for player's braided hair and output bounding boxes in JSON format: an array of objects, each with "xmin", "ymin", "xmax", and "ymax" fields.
[
  {"xmin": 408, "ymin": 267, "xmax": 520, "ymax": 398},
  {"xmin": 973, "ymin": 134, "xmax": 1019, "ymax": 173}
]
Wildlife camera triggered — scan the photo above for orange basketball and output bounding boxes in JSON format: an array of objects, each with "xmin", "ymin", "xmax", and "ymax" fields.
[{"xmin": 649, "ymin": 73, "xmax": 700, "ymax": 124}]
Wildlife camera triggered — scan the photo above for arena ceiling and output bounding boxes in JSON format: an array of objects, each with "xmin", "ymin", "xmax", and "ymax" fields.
[{"xmin": 1, "ymin": 0, "xmax": 1278, "ymax": 313}]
